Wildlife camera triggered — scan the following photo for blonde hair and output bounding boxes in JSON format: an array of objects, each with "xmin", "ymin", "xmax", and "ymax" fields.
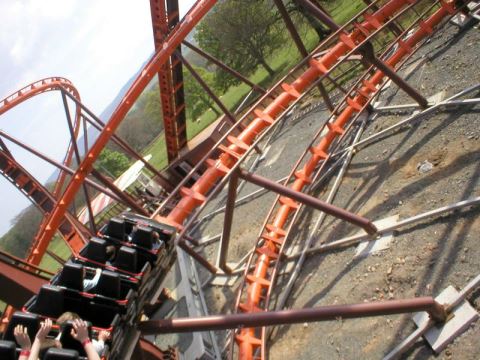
[{"xmin": 57, "ymin": 312, "xmax": 80, "ymax": 326}]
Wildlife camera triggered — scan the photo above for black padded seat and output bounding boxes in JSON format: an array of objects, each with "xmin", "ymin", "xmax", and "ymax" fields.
[
  {"xmin": 30, "ymin": 285, "xmax": 64, "ymax": 318},
  {"xmin": 94, "ymin": 270, "xmax": 120, "ymax": 299},
  {"xmin": 86, "ymin": 301, "xmax": 120, "ymax": 328},
  {"xmin": 113, "ymin": 246, "xmax": 137, "ymax": 273},
  {"xmin": 85, "ymin": 237, "xmax": 107, "ymax": 263},
  {"xmin": 106, "ymin": 217, "xmax": 127, "ymax": 240},
  {"xmin": 3, "ymin": 311, "xmax": 39, "ymax": 342},
  {"xmin": 132, "ymin": 225, "xmax": 153, "ymax": 250},
  {"xmin": 44, "ymin": 347, "xmax": 79, "ymax": 360},
  {"xmin": 0, "ymin": 340, "xmax": 16, "ymax": 360},
  {"xmin": 57, "ymin": 261, "xmax": 84, "ymax": 291},
  {"xmin": 120, "ymin": 212, "xmax": 176, "ymax": 242}
]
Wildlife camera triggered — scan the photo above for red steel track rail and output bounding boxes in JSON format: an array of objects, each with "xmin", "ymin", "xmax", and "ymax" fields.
[
  {"xmin": 0, "ymin": 151, "xmax": 90, "ymax": 255},
  {"xmin": 0, "ymin": 77, "xmax": 92, "ymax": 263}
]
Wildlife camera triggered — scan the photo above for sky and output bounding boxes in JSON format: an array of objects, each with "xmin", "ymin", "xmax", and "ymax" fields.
[{"xmin": 0, "ymin": 0, "xmax": 196, "ymax": 236}]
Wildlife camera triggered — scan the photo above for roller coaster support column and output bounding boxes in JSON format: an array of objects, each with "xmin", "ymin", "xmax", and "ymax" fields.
[
  {"xmin": 61, "ymin": 92, "xmax": 97, "ymax": 232},
  {"xmin": 139, "ymin": 297, "xmax": 446, "ymax": 334},
  {"xmin": 359, "ymin": 42, "xmax": 429, "ymax": 108},
  {"xmin": 238, "ymin": 170, "xmax": 377, "ymax": 234},
  {"xmin": 217, "ymin": 170, "xmax": 240, "ymax": 274},
  {"xmin": 273, "ymin": 0, "xmax": 334, "ymax": 112}
]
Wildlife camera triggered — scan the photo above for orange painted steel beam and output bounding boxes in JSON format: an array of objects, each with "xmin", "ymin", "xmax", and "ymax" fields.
[{"xmin": 30, "ymin": 0, "xmax": 218, "ymax": 266}]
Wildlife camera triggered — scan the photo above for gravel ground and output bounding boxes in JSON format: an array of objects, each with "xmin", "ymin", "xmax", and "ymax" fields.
[{"xmin": 191, "ymin": 19, "xmax": 480, "ymax": 360}]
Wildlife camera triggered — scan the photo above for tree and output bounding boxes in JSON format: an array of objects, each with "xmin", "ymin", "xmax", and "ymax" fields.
[
  {"xmin": 96, "ymin": 148, "xmax": 130, "ymax": 178},
  {"xmin": 142, "ymin": 87, "xmax": 163, "ymax": 126},
  {"xmin": 116, "ymin": 83, "xmax": 166, "ymax": 152},
  {"xmin": 0, "ymin": 205, "xmax": 43, "ymax": 258},
  {"xmin": 195, "ymin": 0, "xmax": 285, "ymax": 91},
  {"xmin": 183, "ymin": 66, "xmax": 221, "ymax": 120}
]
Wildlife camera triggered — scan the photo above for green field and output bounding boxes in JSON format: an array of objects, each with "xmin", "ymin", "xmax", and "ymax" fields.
[{"xmin": 39, "ymin": 235, "xmax": 71, "ymax": 273}]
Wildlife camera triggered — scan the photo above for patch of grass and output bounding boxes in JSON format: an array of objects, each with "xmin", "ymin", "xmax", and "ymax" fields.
[
  {"xmin": 329, "ymin": 0, "xmax": 367, "ymax": 25},
  {"xmin": 38, "ymin": 235, "xmax": 71, "ymax": 273},
  {"xmin": 143, "ymin": 133, "xmax": 168, "ymax": 170}
]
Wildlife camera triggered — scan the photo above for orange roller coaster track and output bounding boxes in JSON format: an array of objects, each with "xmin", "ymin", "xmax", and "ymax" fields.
[
  {"xmin": 0, "ymin": 77, "xmax": 89, "ymax": 254},
  {"xmin": 0, "ymin": 77, "xmax": 82, "ymax": 199}
]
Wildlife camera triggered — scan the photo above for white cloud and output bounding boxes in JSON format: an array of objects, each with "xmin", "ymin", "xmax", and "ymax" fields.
[{"xmin": 30, "ymin": 0, "xmax": 76, "ymax": 19}]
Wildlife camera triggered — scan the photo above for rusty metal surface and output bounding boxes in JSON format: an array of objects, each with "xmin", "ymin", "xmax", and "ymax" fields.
[
  {"xmin": 0, "ymin": 250, "xmax": 49, "ymax": 307},
  {"xmin": 138, "ymin": 297, "xmax": 446, "ymax": 334}
]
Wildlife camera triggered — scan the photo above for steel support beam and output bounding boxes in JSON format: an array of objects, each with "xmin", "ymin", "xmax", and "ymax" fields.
[
  {"xmin": 177, "ymin": 240, "xmax": 219, "ymax": 274},
  {"xmin": 0, "ymin": 131, "xmax": 125, "ymax": 204},
  {"xmin": 359, "ymin": 42, "xmax": 428, "ymax": 108},
  {"xmin": 297, "ymin": 0, "xmax": 428, "ymax": 108},
  {"xmin": 90, "ymin": 169, "xmax": 148, "ymax": 216},
  {"xmin": 217, "ymin": 170, "xmax": 239, "ymax": 274},
  {"xmin": 177, "ymin": 51, "xmax": 236, "ymax": 125},
  {"xmin": 139, "ymin": 297, "xmax": 446, "ymax": 334},
  {"xmin": 0, "ymin": 137, "xmax": 12, "ymax": 157},
  {"xmin": 238, "ymin": 169, "xmax": 377, "ymax": 234},
  {"xmin": 295, "ymin": 0, "xmax": 341, "ymax": 32},
  {"xmin": 289, "ymin": 196, "xmax": 480, "ymax": 259},
  {"xmin": 273, "ymin": 0, "xmax": 334, "ymax": 111},
  {"xmin": 61, "ymin": 88, "xmax": 174, "ymax": 192},
  {"xmin": 182, "ymin": 40, "xmax": 267, "ymax": 95},
  {"xmin": 46, "ymin": 250, "xmax": 66, "ymax": 266},
  {"xmin": 150, "ymin": 0, "xmax": 187, "ymax": 162},
  {"xmin": 61, "ymin": 92, "xmax": 97, "ymax": 233}
]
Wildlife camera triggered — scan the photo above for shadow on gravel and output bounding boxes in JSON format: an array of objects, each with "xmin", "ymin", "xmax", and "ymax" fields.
[
  {"xmin": 324, "ymin": 105, "xmax": 480, "ymax": 239},
  {"xmin": 269, "ymin": 102, "xmax": 479, "ymax": 355},
  {"xmin": 384, "ymin": 160, "xmax": 480, "ymax": 358}
]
